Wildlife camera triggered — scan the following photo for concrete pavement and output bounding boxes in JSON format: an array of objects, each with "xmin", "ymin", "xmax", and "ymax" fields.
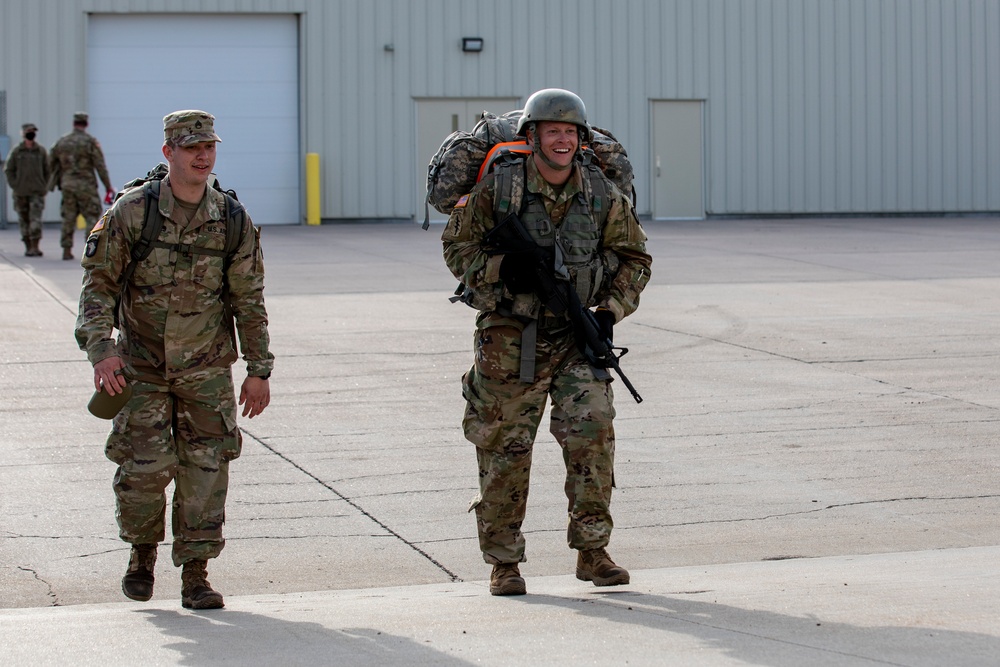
[{"xmin": 1, "ymin": 217, "xmax": 999, "ymax": 665}]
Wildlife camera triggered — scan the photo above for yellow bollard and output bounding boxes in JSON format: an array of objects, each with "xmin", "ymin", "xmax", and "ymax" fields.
[
  {"xmin": 306, "ymin": 153, "xmax": 321, "ymax": 225},
  {"xmin": 76, "ymin": 214, "xmax": 86, "ymax": 230}
]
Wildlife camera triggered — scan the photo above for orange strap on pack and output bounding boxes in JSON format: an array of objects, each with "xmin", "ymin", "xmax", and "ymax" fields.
[{"xmin": 477, "ymin": 141, "xmax": 532, "ymax": 182}]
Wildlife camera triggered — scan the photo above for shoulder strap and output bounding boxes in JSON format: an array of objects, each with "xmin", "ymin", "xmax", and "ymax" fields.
[
  {"xmin": 579, "ymin": 152, "xmax": 611, "ymax": 227},
  {"xmin": 118, "ymin": 180, "xmax": 164, "ymax": 288},
  {"xmin": 492, "ymin": 154, "xmax": 527, "ymax": 221},
  {"xmin": 221, "ymin": 192, "xmax": 246, "ymax": 265},
  {"xmin": 113, "ymin": 180, "xmax": 164, "ymax": 329},
  {"xmin": 112, "ymin": 182, "xmax": 247, "ymax": 331}
]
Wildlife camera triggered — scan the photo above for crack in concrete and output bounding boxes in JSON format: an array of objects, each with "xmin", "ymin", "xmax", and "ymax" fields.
[
  {"xmin": 622, "ymin": 494, "xmax": 1000, "ymax": 530},
  {"xmin": 240, "ymin": 426, "xmax": 463, "ymax": 583},
  {"xmin": 17, "ymin": 566, "xmax": 60, "ymax": 606},
  {"xmin": 635, "ymin": 321, "xmax": 1000, "ymax": 412}
]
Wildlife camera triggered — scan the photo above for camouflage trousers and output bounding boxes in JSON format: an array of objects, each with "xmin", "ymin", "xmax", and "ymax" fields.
[
  {"xmin": 462, "ymin": 317, "xmax": 617, "ymax": 565},
  {"xmin": 13, "ymin": 195, "xmax": 45, "ymax": 241},
  {"xmin": 105, "ymin": 366, "xmax": 241, "ymax": 566},
  {"xmin": 59, "ymin": 187, "xmax": 101, "ymax": 247}
]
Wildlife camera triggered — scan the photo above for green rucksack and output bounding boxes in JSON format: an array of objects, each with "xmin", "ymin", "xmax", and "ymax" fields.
[{"xmin": 423, "ymin": 108, "xmax": 634, "ymax": 229}]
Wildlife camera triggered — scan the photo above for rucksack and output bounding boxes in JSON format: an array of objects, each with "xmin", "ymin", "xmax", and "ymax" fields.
[
  {"xmin": 423, "ymin": 109, "xmax": 634, "ymax": 229},
  {"xmin": 112, "ymin": 163, "xmax": 247, "ymax": 331}
]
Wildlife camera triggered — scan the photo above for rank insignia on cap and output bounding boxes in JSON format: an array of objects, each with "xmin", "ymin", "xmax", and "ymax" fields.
[{"xmin": 455, "ymin": 194, "xmax": 469, "ymax": 208}]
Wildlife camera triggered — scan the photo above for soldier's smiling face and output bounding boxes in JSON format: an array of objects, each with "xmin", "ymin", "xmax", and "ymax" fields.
[
  {"xmin": 531, "ymin": 121, "xmax": 578, "ymax": 170},
  {"xmin": 163, "ymin": 140, "xmax": 217, "ymax": 190}
]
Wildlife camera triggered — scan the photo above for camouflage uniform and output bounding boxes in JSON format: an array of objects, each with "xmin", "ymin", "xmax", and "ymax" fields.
[
  {"xmin": 75, "ymin": 167, "xmax": 273, "ymax": 566},
  {"xmin": 442, "ymin": 157, "xmax": 651, "ymax": 565},
  {"xmin": 48, "ymin": 113, "xmax": 113, "ymax": 250},
  {"xmin": 3, "ymin": 124, "xmax": 49, "ymax": 248}
]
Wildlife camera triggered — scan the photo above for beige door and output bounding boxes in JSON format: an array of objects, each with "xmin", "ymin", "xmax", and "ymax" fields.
[
  {"xmin": 416, "ymin": 98, "xmax": 520, "ymax": 224},
  {"xmin": 651, "ymin": 100, "xmax": 704, "ymax": 219}
]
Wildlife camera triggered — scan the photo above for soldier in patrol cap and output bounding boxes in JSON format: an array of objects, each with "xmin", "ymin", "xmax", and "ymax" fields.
[
  {"xmin": 48, "ymin": 112, "xmax": 114, "ymax": 260},
  {"xmin": 442, "ymin": 89, "xmax": 652, "ymax": 595},
  {"xmin": 4, "ymin": 122, "xmax": 50, "ymax": 256},
  {"xmin": 76, "ymin": 109, "xmax": 274, "ymax": 610}
]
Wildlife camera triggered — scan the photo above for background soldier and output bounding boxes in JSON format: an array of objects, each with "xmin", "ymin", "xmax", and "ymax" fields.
[
  {"xmin": 442, "ymin": 89, "xmax": 652, "ymax": 596},
  {"xmin": 75, "ymin": 110, "xmax": 274, "ymax": 610},
  {"xmin": 48, "ymin": 112, "xmax": 114, "ymax": 260},
  {"xmin": 3, "ymin": 123, "xmax": 50, "ymax": 256}
]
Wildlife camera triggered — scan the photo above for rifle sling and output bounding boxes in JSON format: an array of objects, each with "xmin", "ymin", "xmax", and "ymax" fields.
[{"xmin": 519, "ymin": 319, "xmax": 538, "ymax": 384}]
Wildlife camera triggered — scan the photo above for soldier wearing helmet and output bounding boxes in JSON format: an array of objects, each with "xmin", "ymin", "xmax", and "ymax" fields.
[{"xmin": 442, "ymin": 89, "xmax": 652, "ymax": 596}]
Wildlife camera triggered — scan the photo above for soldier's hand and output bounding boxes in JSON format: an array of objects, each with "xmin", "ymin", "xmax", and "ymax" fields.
[
  {"xmin": 93, "ymin": 356, "xmax": 128, "ymax": 395},
  {"xmin": 594, "ymin": 308, "xmax": 615, "ymax": 343},
  {"xmin": 239, "ymin": 376, "xmax": 270, "ymax": 419}
]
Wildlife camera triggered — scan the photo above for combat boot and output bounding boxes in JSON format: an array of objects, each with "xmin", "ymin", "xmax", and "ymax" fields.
[
  {"xmin": 62, "ymin": 247, "xmax": 74, "ymax": 261},
  {"xmin": 489, "ymin": 563, "xmax": 526, "ymax": 596},
  {"xmin": 576, "ymin": 547, "xmax": 630, "ymax": 587},
  {"xmin": 121, "ymin": 543, "xmax": 157, "ymax": 601},
  {"xmin": 31, "ymin": 239, "xmax": 43, "ymax": 257},
  {"xmin": 181, "ymin": 559, "xmax": 225, "ymax": 609},
  {"xmin": 23, "ymin": 240, "xmax": 31, "ymax": 256}
]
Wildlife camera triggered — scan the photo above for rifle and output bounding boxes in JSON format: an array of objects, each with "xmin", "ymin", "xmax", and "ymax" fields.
[{"xmin": 482, "ymin": 213, "xmax": 643, "ymax": 403}]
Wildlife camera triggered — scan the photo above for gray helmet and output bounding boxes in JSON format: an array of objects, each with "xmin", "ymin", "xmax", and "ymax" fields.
[{"xmin": 515, "ymin": 88, "xmax": 592, "ymax": 142}]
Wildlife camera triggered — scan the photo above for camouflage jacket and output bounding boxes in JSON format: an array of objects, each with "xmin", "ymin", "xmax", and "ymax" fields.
[
  {"xmin": 4, "ymin": 142, "xmax": 50, "ymax": 196},
  {"xmin": 48, "ymin": 129, "xmax": 112, "ymax": 193},
  {"xmin": 75, "ymin": 176, "xmax": 274, "ymax": 380},
  {"xmin": 442, "ymin": 157, "xmax": 651, "ymax": 325}
]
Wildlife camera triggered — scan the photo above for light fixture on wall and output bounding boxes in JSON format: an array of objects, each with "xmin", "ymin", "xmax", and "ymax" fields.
[{"xmin": 462, "ymin": 37, "xmax": 484, "ymax": 53}]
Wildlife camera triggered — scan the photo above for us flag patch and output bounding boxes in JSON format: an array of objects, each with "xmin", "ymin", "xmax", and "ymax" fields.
[
  {"xmin": 455, "ymin": 194, "xmax": 469, "ymax": 208},
  {"xmin": 91, "ymin": 212, "xmax": 108, "ymax": 234}
]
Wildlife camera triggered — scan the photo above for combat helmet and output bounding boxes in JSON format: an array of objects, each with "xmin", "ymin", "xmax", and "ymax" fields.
[{"xmin": 515, "ymin": 88, "xmax": 593, "ymax": 143}]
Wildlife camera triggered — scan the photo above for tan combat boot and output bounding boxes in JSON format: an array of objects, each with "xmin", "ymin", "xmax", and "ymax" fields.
[
  {"xmin": 62, "ymin": 247, "xmax": 74, "ymax": 261},
  {"xmin": 489, "ymin": 563, "xmax": 526, "ymax": 596},
  {"xmin": 23, "ymin": 240, "xmax": 31, "ymax": 256},
  {"xmin": 576, "ymin": 547, "xmax": 630, "ymax": 587},
  {"xmin": 121, "ymin": 543, "xmax": 157, "ymax": 601},
  {"xmin": 31, "ymin": 239, "xmax": 43, "ymax": 257},
  {"xmin": 181, "ymin": 559, "xmax": 225, "ymax": 609}
]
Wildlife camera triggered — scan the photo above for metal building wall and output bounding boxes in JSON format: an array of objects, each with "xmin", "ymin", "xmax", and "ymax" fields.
[{"xmin": 1, "ymin": 0, "xmax": 998, "ymax": 220}]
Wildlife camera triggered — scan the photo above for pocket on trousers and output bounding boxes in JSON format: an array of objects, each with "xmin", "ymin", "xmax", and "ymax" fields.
[
  {"xmin": 105, "ymin": 408, "xmax": 133, "ymax": 465},
  {"xmin": 188, "ymin": 393, "xmax": 242, "ymax": 462},
  {"xmin": 461, "ymin": 369, "xmax": 504, "ymax": 452}
]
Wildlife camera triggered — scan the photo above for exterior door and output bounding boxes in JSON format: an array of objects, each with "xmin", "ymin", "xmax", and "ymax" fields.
[
  {"xmin": 651, "ymin": 100, "xmax": 704, "ymax": 219},
  {"xmin": 416, "ymin": 97, "xmax": 519, "ymax": 225},
  {"xmin": 88, "ymin": 14, "xmax": 300, "ymax": 225}
]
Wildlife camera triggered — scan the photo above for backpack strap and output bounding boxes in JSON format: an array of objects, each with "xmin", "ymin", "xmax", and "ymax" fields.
[
  {"xmin": 113, "ymin": 180, "xmax": 165, "ymax": 329},
  {"xmin": 579, "ymin": 150, "xmax": 611, "ymax": 227},
  {"xmin": 119, "ymin": 180, "xmax": 165, "ymax": 287},
  {"xmin": 491, "ymin": 152, "xmax": 527, "ymax": 220},
  {"xmin": 114, "ymin": 184, "xmax": 246, "ymax": 331}
]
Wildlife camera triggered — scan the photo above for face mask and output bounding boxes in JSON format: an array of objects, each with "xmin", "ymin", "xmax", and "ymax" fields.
[{"xmin": 25, "ymin": 132, "xmax": 36, "ymax": 141}]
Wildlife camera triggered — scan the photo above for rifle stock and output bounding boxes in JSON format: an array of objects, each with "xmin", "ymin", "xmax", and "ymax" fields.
[{"xmin": 483, "ymin": 213, "xmax": 643, "ymax": 403}]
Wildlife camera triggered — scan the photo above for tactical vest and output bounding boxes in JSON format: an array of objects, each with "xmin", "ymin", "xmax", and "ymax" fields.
[
  {"xmin": 457, "ymin": 154, "xmax": 619, "ymax": 322},
  {"xmin": 454, "ymin": 155, "xmax": 623, "ymax": 383}
]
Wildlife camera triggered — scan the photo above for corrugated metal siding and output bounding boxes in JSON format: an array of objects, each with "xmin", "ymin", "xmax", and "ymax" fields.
[{"xmin": 1, "ymin": 0, "xmax": 999, "ymax": 219}]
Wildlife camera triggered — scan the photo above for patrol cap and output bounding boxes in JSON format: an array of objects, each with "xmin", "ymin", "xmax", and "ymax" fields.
[
  {"xmin": 22, "ymin": 123, "xmax": 38, "ymax": 132},
  {"xmin": 73, "ymin": 112, "xmax": 89, "ymax": 124},
  {"xmin": 87, "ymin": 382, "xmax": 133, "ymax": 420},
  {"xmin": 163, "ymin": 110, "xmax": 222, "ymax": 147}
]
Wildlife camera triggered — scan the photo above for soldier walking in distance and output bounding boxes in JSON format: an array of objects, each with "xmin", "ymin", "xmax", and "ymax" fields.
[
  {"xmin": 442, "ymin": 89, "xmax": 651, "ymax": 595},
  {"xmin": 76, "ymin": 110, "xmax": 274, "ymax": 609},
  {"xmin": 3, "ymin": 122, "xmax": 50, "ymax": 256},
  {"xmin": 48, "ymin": 112, "xmax": 114, "ymax": 260}
]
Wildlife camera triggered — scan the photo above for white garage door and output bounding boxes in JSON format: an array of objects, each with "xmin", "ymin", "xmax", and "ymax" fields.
[{"xmin": 87, "ymin": 14, "xmax": 299, "ymax": 225}]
